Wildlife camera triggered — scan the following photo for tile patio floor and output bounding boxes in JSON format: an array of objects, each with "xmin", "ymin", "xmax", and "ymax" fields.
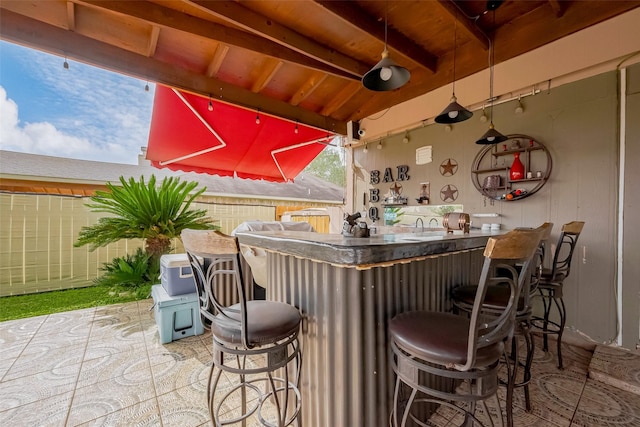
[{"xmin": 1, "ymin": 299, "xmax": 639, "ymax": 426}]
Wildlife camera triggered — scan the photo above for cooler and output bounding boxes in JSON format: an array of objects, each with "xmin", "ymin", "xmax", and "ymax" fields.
[
  {"xmin": 151, "ymin": 284, "xmax": 203, "ymax": 344},
  {"xmin": 160, "ymin": 253, "xmax": 195, "ymax": 296}
]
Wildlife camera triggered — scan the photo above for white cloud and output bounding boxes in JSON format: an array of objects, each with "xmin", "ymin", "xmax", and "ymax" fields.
[
  {"xmin": 0, "ymin": 44, "xmax": 155, "ymax": 164},
  {"xmin": 0, "ymin": 85, "xmax": 136, "ymax": 163}
]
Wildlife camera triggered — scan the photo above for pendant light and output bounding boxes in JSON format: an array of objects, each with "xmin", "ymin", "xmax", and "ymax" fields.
[
  {"xmin": 362, "ymin": 2, "xmax": 410, "ymax": 91},
  {"xmin": 475, "ymin": 10, "xmax": 507, "ymax": 145},
  {"xmin": 435, "ymin": 14, "xmax": 472, "ymax": 124}
]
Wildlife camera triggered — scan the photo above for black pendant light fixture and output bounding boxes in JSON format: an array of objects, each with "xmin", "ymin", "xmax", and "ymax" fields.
[
  {"xmin": 435, "ymin": 14, "xmax": 472, "ymax": 124},
  {"xmin": 475, "ymin": 9, "xmax": 507, "ymax": 145},
  {"xmin": 362, "ymin": 2, "xmax": 410, "ymax": 91}
]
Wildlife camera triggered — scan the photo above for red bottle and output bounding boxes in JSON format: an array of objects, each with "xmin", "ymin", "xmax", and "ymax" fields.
[{"xmin": 510, "ymin": 152, "xmax": 525, "ymax": 181}]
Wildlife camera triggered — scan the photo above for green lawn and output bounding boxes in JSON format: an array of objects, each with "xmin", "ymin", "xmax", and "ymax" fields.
[{"xmin": 0, "ymin": 284, "xmax": 152, "ymax": 322}]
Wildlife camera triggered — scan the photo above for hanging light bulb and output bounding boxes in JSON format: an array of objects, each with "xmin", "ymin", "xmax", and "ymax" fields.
[
  {"xmin": 208, "ymin": 94, "xmax": 214, "ymax": 112},
  {"xmin": 255, "ymin": 110, "xmax": 261, "ymax": 125},
  {"xmin": 362, "ymin": 3, "xmax": 410, "ymax": 91},
  {"xmin": 363, "ymin": 144, "xmax": 368, "ymax": 153},
  {"xmin": 63, "ymin": 56, "xmax": 69, "ymax": 69},
  {"xmin": 435, "ymin": 15, "xmax": 472, "ymax": 124},
  {"xmin": 144, "ymin": 82, "xmax": 150, "ymax": 92},
  {"xmin": 380, "ymin": 66, "xmax": 393, "ymax": 81},
  {"xmin": 480, "ymin": 106, "xmax": 488, "ymax": 123},
  {"xmin": 402, "ymin": 132, "xmax": 410, "ymax": 144},
  {"xmin": 377, "ymin": 141, "xmax": 383, "ymax": 150},
  {"xmin": 476, "ymin": 10, "xmax": 507, "ymax": 145},
  {"xmin": 514, "ymin": 96, "xmax": 524, "ymax": 114},
  {"xmin": 294, "ymin": 121, "xmax": 299, "ymax": 134}
]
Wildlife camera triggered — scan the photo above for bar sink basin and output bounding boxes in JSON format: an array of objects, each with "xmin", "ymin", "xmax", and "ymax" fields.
[{"xmin": 396, "ymin": 235, "xmax": 444, "ymax": 242}]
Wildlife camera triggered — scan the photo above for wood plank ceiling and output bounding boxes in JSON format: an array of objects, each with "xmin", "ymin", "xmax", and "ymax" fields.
[{"xmin": 1, "ymin": 0, "xmax": 639, "ymax": 135}]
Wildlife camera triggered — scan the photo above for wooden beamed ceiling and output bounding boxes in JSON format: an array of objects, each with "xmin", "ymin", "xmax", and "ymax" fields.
[{"xmin": 1, "ymin": 0, "xmax": 639, "ymax": 135}]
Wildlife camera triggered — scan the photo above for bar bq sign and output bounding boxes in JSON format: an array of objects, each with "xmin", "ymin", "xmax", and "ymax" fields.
[{"xmin": 368, "ymin": 165, "xmax": 410, "ymax": 221}]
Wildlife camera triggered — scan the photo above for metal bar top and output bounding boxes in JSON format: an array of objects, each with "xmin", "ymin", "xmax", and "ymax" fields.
[{"xmin": 236, "ymin": 230, "xmax": 500, "ymax": 267}]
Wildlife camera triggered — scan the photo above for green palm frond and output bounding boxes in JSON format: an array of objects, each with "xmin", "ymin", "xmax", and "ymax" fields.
[
  {"xmin": 94, "ymin": 248, "xmax": 153, "ymax": 288},
  {"xmin": 76, "ymin": 175, "xmax": 216, "ymax": 251}
]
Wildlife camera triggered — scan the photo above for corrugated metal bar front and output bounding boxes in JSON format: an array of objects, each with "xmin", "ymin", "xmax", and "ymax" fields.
[
  {"xmin": 268, "ymin": 248, "xmax": 484, "ymax": 427},
  {"xmin": 198, "ymin": 259, "xmax": 251, "ymax": 314}
]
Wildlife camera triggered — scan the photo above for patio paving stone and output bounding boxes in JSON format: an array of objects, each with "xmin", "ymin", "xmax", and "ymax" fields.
[{"xmin": 1, "ymin": 299, "xmax": 639, "ymax": 426}]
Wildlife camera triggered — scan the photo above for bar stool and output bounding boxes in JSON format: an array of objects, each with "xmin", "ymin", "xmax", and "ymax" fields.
[
  {"xmin": 532, "ymin": 221, "xmax": 585, "ymax": 369},
  {"xmin": 390, "ymin": 228, "xmax": 543, "ymax": 427},
  {"xmin": 181, "ymin": 229, "xmax": 302, "ymax": 427},
  {"xmin": 451, "ymin": 223, "xmax": 552, "ymax": 427}
]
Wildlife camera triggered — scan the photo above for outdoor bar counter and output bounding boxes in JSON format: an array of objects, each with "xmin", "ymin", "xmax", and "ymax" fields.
[{"xmin": 236, "ymin": 230, "xmax": 497, "ymax": 426}]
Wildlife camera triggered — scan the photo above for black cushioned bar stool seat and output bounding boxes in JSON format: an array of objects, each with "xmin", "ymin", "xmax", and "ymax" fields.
[
  {"xmin": 392, "ymin": 312, "xmax": 505, "ymax": 368},
  {"xmin": 211, "ymin": 300, "xmax": 301, "ymax": 346}
]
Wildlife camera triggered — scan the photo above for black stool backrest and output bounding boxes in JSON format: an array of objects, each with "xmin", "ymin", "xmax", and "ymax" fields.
[
  {"xmin": 181, "ymin": 229, "xmax": 251, "ymax": 349},
  {"xmin": 463, "ymin": 228, "xmax": 543, "ymax": 370},
  {"xmin": 548, "ymin": 221, "xmax": 585, "ymax": 282}
]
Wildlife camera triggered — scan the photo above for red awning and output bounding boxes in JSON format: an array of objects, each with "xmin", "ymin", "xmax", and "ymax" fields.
[{"xmin": 145, "ymin": 86, "xmax": 333, "ymax": 182}]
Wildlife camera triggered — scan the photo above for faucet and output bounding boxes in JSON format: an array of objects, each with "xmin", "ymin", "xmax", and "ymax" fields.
[
  {"xmin": 429, "ymin": 218, "xmax": 439, "ymax": 229},
  {"xmin": 415, "ymin": 217, "xmax": 424, "ymax": 231}
]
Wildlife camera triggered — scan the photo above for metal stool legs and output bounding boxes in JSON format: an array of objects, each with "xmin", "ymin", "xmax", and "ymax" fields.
[
  {"xmin": 536, "ymin": 288, "xmax": 566, "ymax": 369},
  {"xmin": 391, "ymin": 339, "xmax": 504, "ymax": 427},
  {"xmin": 208, "ymin": 335, "xmax": 302, "ymax": 427},
  {"xmin": 502, "ymin": 321, "xmax": 535, "ymax": 427},
  {"xmin": 532, "ymin": 221, "xmax": 584, "ymax": 370}
]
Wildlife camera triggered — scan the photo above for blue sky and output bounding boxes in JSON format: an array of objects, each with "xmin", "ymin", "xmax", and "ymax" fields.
[{"xmin": 0, "ymin": 40, "xmax": 155, "ymax": 164}]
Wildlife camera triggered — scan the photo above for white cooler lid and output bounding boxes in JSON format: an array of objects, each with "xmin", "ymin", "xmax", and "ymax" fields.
[{"xmin": 161, "ymin": 253, "xmax": 190, "ymax": 268}]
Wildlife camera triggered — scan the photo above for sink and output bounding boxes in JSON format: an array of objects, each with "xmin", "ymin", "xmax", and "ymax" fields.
[
  {"xmin": 399, "ymin": 236, "xmax": 443, "ymax": 242},
  {"xmin": 376, "ymin": 225, "xmax": 447, "ymax": 234},
  {"xmin": 388, "ymin": 233, "xmax": 445, "ymax": 243}
]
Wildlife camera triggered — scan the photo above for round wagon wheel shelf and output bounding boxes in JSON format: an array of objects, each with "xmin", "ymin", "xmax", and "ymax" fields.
[{"xmin": 471, "ymin": 134, "xmax": 552, "ymax": 201}]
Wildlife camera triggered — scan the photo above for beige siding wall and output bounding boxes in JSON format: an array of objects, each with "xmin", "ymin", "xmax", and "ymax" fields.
[{"xmin": 352, "ymin": 65, "xmax": 640, "ymax": 348}]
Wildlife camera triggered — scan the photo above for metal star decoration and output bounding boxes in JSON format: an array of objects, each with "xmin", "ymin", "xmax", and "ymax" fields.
[
  {"xmin": 440, "ymin": 184, "xmax": 459, "ymax": 202},
  {"xmin": 440, "ymin": 158, "xmax": 458, "ymax": 176},
  {"xmin": 390, "ymin": 182, "xmax": 403, "ymax": 195}
]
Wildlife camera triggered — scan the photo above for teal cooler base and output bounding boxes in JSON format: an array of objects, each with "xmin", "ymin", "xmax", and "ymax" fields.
[{"xmin": 151, "ymin": 284, "xmax": 203, "ymax": 344}]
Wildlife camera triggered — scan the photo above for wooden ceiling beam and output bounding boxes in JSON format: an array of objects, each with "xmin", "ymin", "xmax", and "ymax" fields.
[
  {"xmin": 436, "ymin": 0, "xmax": 490, "ymax": 50},
  {"xmin": 313, "ymin": 0, "xmax": 438, "ymax": 73},
  {"xmin": 252, "ymin": 58, "xmax": 283, "ymax": 93},
  {"xmin": 66, "ymin": 1, "xmax": 76, "ymax": 31},
  {"xmin": 289, "ymin": 72, "xmax": 327, "ymax": 106},
  {"xmin": 0, "ymin": 9, "xmax": 347, "ymax": 135},
  {"xmin": 320, "ymin": 82, "xmax": 362, "ymax": 116},
  {"xmin": 188, "ymin": 0, "xmax": 370, "ymax": 78},
  {"xmin": 74, "ymin": 0, "xmax": 359, "ymax": 81},
  {"xmin": 147, "ymin": 25, "xmax": 160, "ymax": 57},
  {"xmin": 548, "ymin": 0, "xmax": 565, "ymax": 18},
  {"xmin": 206, "ymin": 44, "xmax": 229, "ymax": 78}
]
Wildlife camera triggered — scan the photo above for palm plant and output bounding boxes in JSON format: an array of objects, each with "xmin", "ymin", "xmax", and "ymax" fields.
[
  {"xmin": 95, "ymin": 248, "xmax": 152, "ymax": 289},
  {"xmin": 75, "ymin": 175, "xmax": 216, "ymax": 265}
]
